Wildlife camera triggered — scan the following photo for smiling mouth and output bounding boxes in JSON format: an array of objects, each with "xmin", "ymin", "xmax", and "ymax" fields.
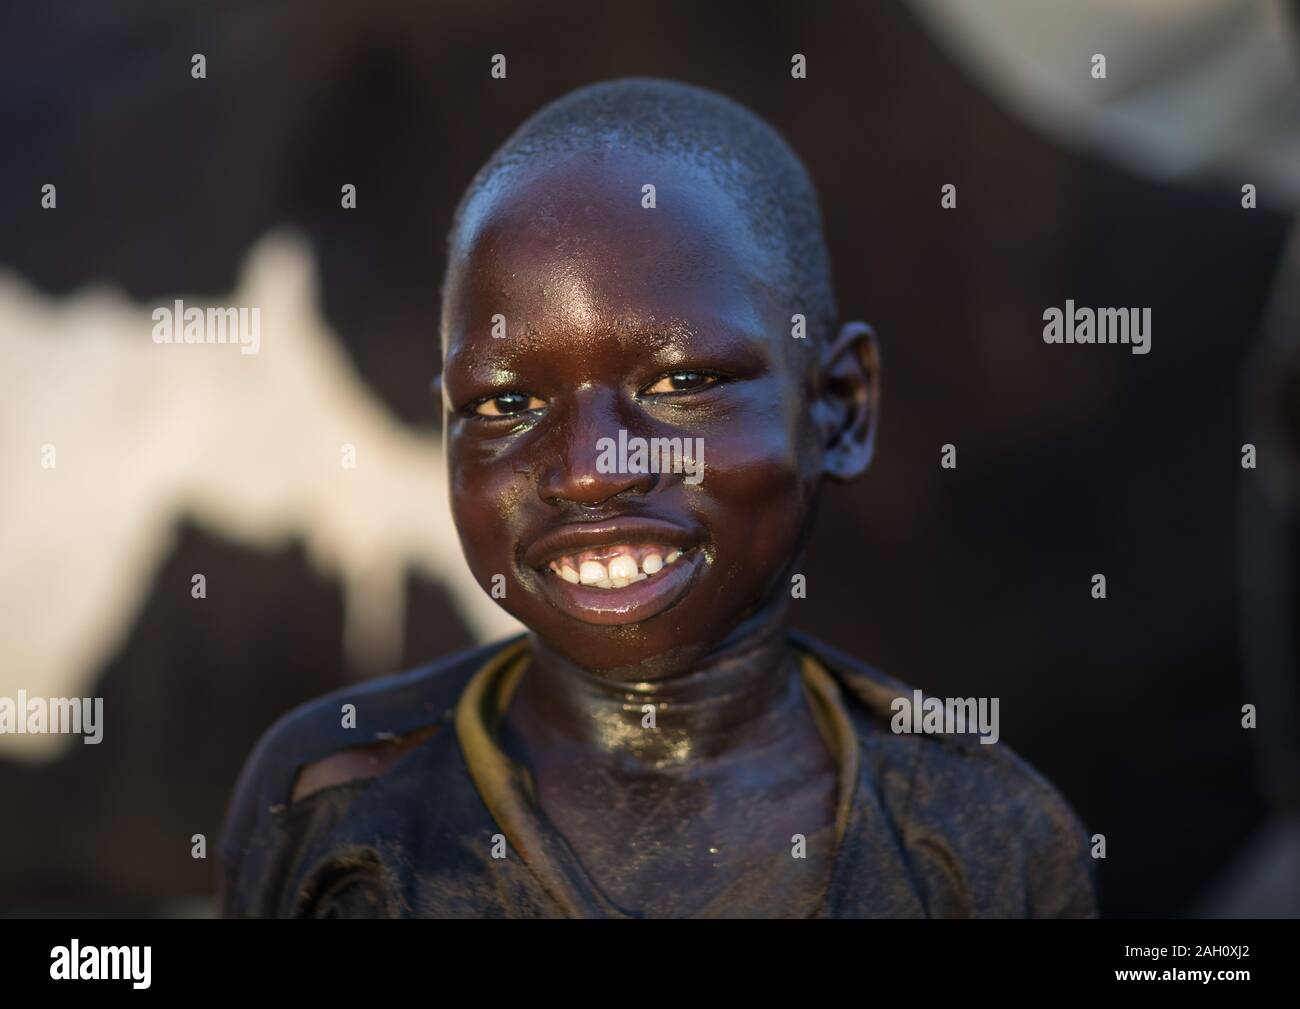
[
  {"xmin": 523, "ymin": 518, "xmax": 706, "ymax": 625},
  {"xmin": 541, "ymin": 543, "xmax": 695, "ymax": 589}
]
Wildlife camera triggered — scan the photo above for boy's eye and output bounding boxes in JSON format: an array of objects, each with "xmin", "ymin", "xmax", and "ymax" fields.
[
  {"xmin": 472, "ymin": 392, "xmax": 546, "ymax": 417},
  {"xmin": 641, "ymin": 371, "xmax": 720, "ymax": 395}
]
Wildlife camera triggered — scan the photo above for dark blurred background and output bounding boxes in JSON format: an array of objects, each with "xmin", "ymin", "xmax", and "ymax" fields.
[{"xmin": 1, "ymin": 0, "xmax": 1297, "ymax": 917}]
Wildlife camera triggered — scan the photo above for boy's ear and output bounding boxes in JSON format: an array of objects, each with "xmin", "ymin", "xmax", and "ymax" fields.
[{"xmin": 817, "ymin": 320, "xmax": 880, "ymax": 482}]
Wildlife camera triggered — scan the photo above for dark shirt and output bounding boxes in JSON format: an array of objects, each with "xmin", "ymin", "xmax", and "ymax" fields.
[{"xmin": 218, "ymin": 632, "xmax": 1098, "ymax": 918}]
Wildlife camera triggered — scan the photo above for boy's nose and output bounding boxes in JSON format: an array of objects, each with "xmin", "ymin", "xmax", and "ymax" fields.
[{"xmin": 537, "ymin": 390, "xmax": 657, "ymax": 507}]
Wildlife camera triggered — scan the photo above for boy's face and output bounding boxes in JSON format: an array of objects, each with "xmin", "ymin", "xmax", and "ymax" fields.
[{"xmin": 442, "ymin": 148, "xmax": 871, "ymax": 677}]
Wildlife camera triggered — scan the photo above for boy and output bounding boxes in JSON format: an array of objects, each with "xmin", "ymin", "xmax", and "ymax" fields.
[{"xmin": 219, "ymin": 79, "xmax": 1097, "ymax": 918}]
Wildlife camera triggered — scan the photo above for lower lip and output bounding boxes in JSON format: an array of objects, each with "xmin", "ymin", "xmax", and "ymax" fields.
[{"xmin": 530, "ymin": 550, "xmax": 705, "ymax": 626}]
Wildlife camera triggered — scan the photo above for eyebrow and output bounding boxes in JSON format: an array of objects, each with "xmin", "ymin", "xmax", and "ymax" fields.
[
  {"xmin": 442, "ymin": 315, "xmax": 774, "ymax": 392},
  {"xmin": 613, "ymin": 320, "xmax": 699, "ymax": 354}
]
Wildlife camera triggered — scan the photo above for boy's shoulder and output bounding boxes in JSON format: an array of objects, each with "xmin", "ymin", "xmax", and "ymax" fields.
[
  {"xmin": 793, "ymin": 630, "xmax": 1098, "ymax": 916},
  {"xmin": 794, "ymin": 628, "xmax": 1077, "ymax": 807},
  {"xmin": 218, "ymin": 634, "xmax": 523, "ymax": 868}
]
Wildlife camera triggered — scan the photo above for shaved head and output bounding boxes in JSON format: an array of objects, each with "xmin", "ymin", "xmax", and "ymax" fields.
[{"xmin": 445, "ymin": 78, "xmax": 837, "ymax": 345}]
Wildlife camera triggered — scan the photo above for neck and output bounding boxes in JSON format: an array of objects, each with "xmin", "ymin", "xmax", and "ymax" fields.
[{"xmin": 508, "ymin": 608, "xmax": 803, "ymax": 768}]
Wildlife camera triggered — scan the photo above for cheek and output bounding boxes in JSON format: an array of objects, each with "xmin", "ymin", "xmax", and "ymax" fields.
[
  {"xmin": 692, "ymin": 400, "xmax": 814, "ymax": 585},
  {"xmin": 699, "ymin": 377, "xmax": 816, "ymax": 500},
  {"xmin": 449, "ymin": 441, "xmax": 530, "ymax": 572}
]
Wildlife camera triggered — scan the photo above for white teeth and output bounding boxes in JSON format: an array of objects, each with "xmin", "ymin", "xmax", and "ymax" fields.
[
  {"xmin": 579, "ymin": 560, "xmax": 608, "ymax": 584},
  {"xmin": 555, "ymin": 547, "xmax": 688, "ymax": 589},
  {"xmin": 608, "ymin": 555, "xmax": 638, "ymax": 581}
]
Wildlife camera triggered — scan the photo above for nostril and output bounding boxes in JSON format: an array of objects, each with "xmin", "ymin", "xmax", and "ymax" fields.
[{"xmin": 538, "ymin": 467, "xmax": 658, "ymax": 508}]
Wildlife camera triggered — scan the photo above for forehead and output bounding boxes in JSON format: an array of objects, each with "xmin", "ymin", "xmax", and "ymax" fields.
[{"xmin": 442, "ymin": 148, "xmax": 788, "ymax": 359}]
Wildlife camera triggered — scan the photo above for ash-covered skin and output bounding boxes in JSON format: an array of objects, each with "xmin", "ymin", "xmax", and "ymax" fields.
[{"xmin": 439, "ymin": 93, "xmax": 879, "ymax": 915}]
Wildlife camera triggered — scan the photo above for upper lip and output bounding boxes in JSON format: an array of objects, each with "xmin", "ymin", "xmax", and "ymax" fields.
[{"xmin": 521, "ymin": 516, "xmax": 701, "ymax": 570}]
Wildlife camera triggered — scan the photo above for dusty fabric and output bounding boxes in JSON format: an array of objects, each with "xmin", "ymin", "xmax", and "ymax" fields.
[{"xmin": 219, "ymin": 632, "xmax": 1098, "ymax": 918}]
